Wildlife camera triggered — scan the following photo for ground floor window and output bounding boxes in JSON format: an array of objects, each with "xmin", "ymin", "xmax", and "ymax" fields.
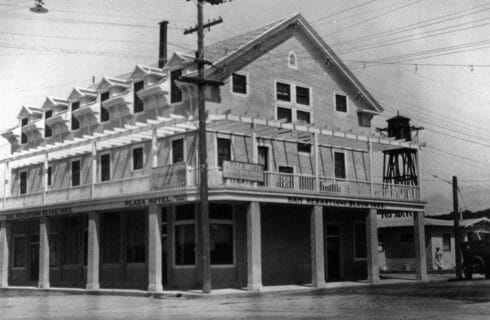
[
  {"xmin": 353, "ymin": 222, "xmax": 367, "ymax": 260},
  {"xmin": 64, "ymin": 217, "xmax": 79, "ymax": 265},
  {"xmin": 13, "ymin": 235, "xmax": 26, "ymax": 268},
  {"xmin": 175, "ymin": 204, "xmax": 195, "ymax": 266},
  {"xmin": 126, "ymin": 211, "xmax": 145, "ymax": 263},
  {"xmin": 102, "ymin": 213, "xmax": 120, "ymax": 264},
  {"xmin": 442, "ymin": 233, "xmax": 451, "ymax": 251},
  {"xmin": 210, "ymin": 204, "xmax": 234, "ymax": 265}
]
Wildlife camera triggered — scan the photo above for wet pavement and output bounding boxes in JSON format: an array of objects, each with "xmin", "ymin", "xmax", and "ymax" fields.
[{"xmin": 1, "ymin": 280, "xmax": 490, "ymax": 319}]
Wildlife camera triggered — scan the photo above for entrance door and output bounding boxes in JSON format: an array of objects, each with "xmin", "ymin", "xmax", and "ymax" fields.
[
  {"xmin": 326, "ymin": 225, "xmax": 341, "ymax": 280},
  {"xmin": 161, "ymin": 208, "xmax": 168, "ymax": 287},
  {"xmin": 29, "ymin": 235, "xmax": 39, "ymax": 283}
]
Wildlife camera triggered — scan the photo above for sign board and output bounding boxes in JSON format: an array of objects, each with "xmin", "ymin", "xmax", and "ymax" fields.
[
  {"xmin": 150, "ymin": 163, "xmax": 187, "ymax": 191},
  {"xmin": 5, "ymin": 207, "xmax": 72, "ymax": 220},
  {"xmin": 222, "ymin": 160, "xmax": 264, "ymax": 182},
  {"xmin": 287, "ymin": 196, "xmax": 385, "ymax": 209},
  {"xmin": 124, "ymin": 195, "xmax": 186, "ymax": 208}
]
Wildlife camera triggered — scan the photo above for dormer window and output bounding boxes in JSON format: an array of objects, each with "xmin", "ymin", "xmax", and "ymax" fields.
[
  {"xmin": 133, "ymin": 81, "xmax": 144, "ymax": 113},
  {"xmin": 21, "ymin": 132, "xmax": 27, "ymax": 144},
  {"xmin": 71, "ymin": 101, "xmax": 80, "ymax": 131},
  {"xmin": 21, "ymin": 118, "xmax": 28, "ymax": 127},
  {"xmin": 45, "ymin": 110, "xmax": 52, "ymax": 119},
  {"xmin": 100, "ymin": 92, "xmax": 110, "ymax": 122},
  {"xmin": 170, "ymin": 69, "xmax": 183, "ymax": 104},
  {"xmin": 45, "ymin": 124, "xmax": 52, "ymax": 138}
]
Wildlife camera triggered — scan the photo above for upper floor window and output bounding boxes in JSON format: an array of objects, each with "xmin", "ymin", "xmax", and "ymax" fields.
[
  {"xmin": 217, "ymin": 138, "xmax": 231, "ymax": 169},
  {"xmin": 133, "ymin": 81, "xmax": 144, "ymax": 113},
  {"xmin": 100, "ymin": 153, "xmax": 111, "ymax": 182},
  {"xmin": 47, "ymin": 166, "xmax": 52, "ymax": 186},
  {"xmin": 288, "ymin": 51, "xmax": 297, "ymax": 69},
  {"xmin": 20, "ymin": 171, "xmax": 27, "ymax": 195},
  {"xmin": 100, "ymin": 92, "xmax": 110, "ymax": 122},
  {"xmin": 45, "ymin": 124, "xmax": 52, "ymax": 138},
  {"xmin": 335, "ymin": 93, "xmax": 348, "ymax": 113},
  {"xmin": 276, "ymin": 106, "xmax": 292, "ymax": 123},
  {"xmin": 297, "ymin": 143, "xmax": 311, "ymax": 154},
  {"xmin": 170, "ymin": 69, "xmax": 183, "ymax": 104},
  {"xmin": 334, "ymin": 152, "xmax": 346, "ymax": 179},
  {"xmin": 71, "ymin": 159, "xmax": 81, "ymax": 186},
  {"xmin": 45, "ymin": 110, "xmax": 52, "ymax": 119},
  {"xmin": 231, "ymin": 73, "xmax": 247, "ymax": 95},
  {"xmin": 132, "ymin": 146, "xmax": 144, "ymax": 171},
  {"xmin": 71, "ymin": 115, "xmax": 80, "ymax": 131},
  {"xmin": 71, "ymin": 101, "xmax": 80, "ymax": 111},
  {"xmin": 296, "ymin": 110, "xmax": 311, "ymax": 124},
  {"xmin": 21, "ymin": 118, "xmax": 28, "ymax": 127},
  {"xmin": 172, "ymin": 139, "xmax": 184, "ymax": 164},
  {"xmin": 20, "ymin": 132, "xmax": 27, "ymax": 145},
  {"xmin": 276, "ymin": 82, "xmax": 291, "ymax": 102},
  {"xmin": 258, "ymin": 146, "xmax": 269, "ymax": 171},
  {"xmin": 296, "ymin": 86, "xmax": 310, "ymax": 106}
]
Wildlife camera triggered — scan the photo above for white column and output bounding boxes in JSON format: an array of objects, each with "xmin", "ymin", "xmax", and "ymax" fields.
[
  {"xmin": 366, "ymin": 208, "xmax": 380, "ymax": 283},
  {"xmin": 38, "ymin": 216, "xmax": 50, "ymax": 289},
  {"xmin": 43, "ymin": 152, "xmax": 48, "ymax": 204},
  {"xmin": 148, "ymin": 204, "xmax": 163, "ymax": 292},
  {"xmin": 311, "ymin": 205, "xmax": 326, "ymax": 287},
  {"xmin": 414, "ymin": 211, "xmax": 428, "ymax": 281},
  {"xmin": 247, "ymin": 202, "xmax": 262, "ymax": 291},
  {"xmin": 91, "ymin": 141, "xmax": 97, "ymax": 199},
  {"xmin": 86, "ymin": 212, "xmax": 100, "ymax": 290},
  {"xmin": 416, "ymin": 149, "xmax": 422, "ymax": 200},
  {"xmin": 151, "ymin": 127, "xmax": 158, "ymax": 168},
  {"xmin": 251, "ymin": 125, "xmax": 258, "ymax": 187},
  {"xmin": 368, "ymin": 140, "xmax": 374, "ymax": 197},
  {"xmin": 314, "ymin": 132, "xmax": 320, "ymax": 193},
  {"xmin": 3, "ymin": 161, "xmax": 9, "ymax": 209},
  {"xmin": 0, "ymin": 220, "xmax": 9, "ymax": 288}
]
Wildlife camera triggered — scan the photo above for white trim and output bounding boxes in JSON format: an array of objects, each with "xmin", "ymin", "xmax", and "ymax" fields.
[
  {"xmin": 333, "ymin": 150, "xmax": 347, "ymax": 179},
  {"xmin": 170, "ymin": 136, "xmax": 186, "ymax": 164},
  {"xmin": 334, "ymin": 92, "xmax": 349, "ymax": 114},
  {"xmin": 70, "ymin": 157, "xmax": 82, "ymax": 187},
  {"xmin": 353, "ymin": 221, "xmax": 367, "ymax": 261},
  {"xmin": 230, "ymin": 72, "xmax": 249, "ymax": 97},
  {"xmin": 99, "ymin": 151, "xmax": 111, "ymax": 182},
  {"xmin": 288, "ymin": 51, "xmax": 298, "ymax": 70},
  {"xmin": 131, "ymin": 144, "xmax": 145, "ymax": 171}
]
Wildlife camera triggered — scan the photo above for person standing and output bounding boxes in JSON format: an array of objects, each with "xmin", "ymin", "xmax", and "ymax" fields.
[{"xmin": 435, "ymin": 247, "xmax": 443, "ymax": 271}]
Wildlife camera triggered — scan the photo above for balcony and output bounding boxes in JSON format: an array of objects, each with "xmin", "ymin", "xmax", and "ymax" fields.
[{"xmin": 0, "ymin": 163, "xmax": 420, "ymax": 211}]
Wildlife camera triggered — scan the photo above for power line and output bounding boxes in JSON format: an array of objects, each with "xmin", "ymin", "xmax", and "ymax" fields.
[{"xmin": 310, "ymin": 0, "xmax": 378, "ymax": 24}]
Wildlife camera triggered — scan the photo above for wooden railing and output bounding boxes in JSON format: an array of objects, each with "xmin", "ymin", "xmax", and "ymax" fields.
[{"xmin": 1, "ymin": 165, "xmax": 421, "ymax": 210}]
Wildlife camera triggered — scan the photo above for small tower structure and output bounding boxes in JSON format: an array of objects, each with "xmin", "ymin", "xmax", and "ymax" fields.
[{"xmin": 377, "ymin": 112, "xmax": 423, "ymax": 186}]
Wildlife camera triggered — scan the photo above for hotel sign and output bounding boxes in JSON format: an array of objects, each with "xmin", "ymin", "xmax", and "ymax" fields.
[
  {"xmin": 5, "ymin": 207, "xmax": 72, "ymax": 220},
  {"xmin": 150, "ymin": 163, "xmax": 187, "ymax": 191},
  {"xmin": 124, "ymin": 195, "xmax": 186, "ymax": 208},
  {"xmin": 222, "ymin": 161, "xmax": 264, "ymax": 182},
  {"xmin": 287, "ymin": 196, "xmax": 384, "ymax": 209}
]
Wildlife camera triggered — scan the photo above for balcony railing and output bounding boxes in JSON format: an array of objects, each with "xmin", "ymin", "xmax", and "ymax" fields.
[{"xmin": 1, "ymin": 164, "xmax": 421, "ymax": 210}]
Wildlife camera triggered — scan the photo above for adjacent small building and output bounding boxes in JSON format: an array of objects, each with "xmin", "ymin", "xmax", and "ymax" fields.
[{"xmin": 0, "ymin": 13, "xmax": 427, "ymax": 293}]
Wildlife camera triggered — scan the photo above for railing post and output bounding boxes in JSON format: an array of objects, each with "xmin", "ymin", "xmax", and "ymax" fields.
[
  {"xmin": 91, "ymin": 141, "xmax": 96, "ymax": 200},
  {"xmin": 251, "ymin": 124, "xmax": 258, "ymax": 188},
  {"xmin": 43, "ymin": 152, "xmax": 48, "ymax": 205},
  {"xmin": 314, "ymin": 132, "xmax": 320, "ymax": 193},
  {"xmin": 368, "ymin": 140, "xmax": 374, "ymax": 197}
]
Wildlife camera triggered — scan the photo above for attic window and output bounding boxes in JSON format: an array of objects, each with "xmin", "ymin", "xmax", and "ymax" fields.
[
  {"xmin": 45, "ymin": 124, "xmax": 52, "ymax": 138},
  {"xmin": 335, "ymin": 94, "xmax": 347, "ymax": 113},
  {"xmin": 71, "ymin": 101, "xmax": 80, "ymax": 111},
  {"xmin": 71, "ymin": 101, "xmax": 80, "ymax": 130},
  {"xmin": 170, "ymin": 69, "xmax": 183, "ymax": 104},
  {"xmin": 133, "ymin": 81, "xmax": 144, "ymax": 113},
  {"xmin": 288, "ymin": 52, "xmax": 297, "ymax": 69},
  {"xmin": 21, "ymin": 118, "xmax": 28, "ymax": 127},
  {"xmin": 100, "ymin": 91, "xmax": 110, "ymax": 122},
  {"xmin": 45, "ymin": 110, "xmax": 52, "ymax": 119},
  {"xmin": 21, "ymin": 132, "xmax": 27, "ymax": 144}
]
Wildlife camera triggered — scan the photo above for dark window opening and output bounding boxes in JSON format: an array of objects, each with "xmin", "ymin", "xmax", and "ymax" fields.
[
  {"xmin": 21, "ymin": 118, "xmax": 28, "ymax": 127},
  {"xmin": 132, "ymin": 147, "xmax": 144, "ymax": 170},
  {"xmin": 297, "ymin": 143, "xmax": 311, "ymax": 154},
  {"xmin": 100, "ymin": 153, "xmax": 111, "ymax": 182},
  {"xmin": 100, "ymin": 92, "xmax": 110, "ymax": 122},
  {"xmin": 71, "ymin": 101, "xmax": 80, "ymax": 111},
  {"xmin": 232, "ymin": 73, "xmax": 247, "ymax": 94},
  {"xmin": 296, "ymin": 110, "xmax": 311, "ymax": 124},
  {"xmin": 170, "ymin": 69, "xmax": 183, "ymax": 103},
  {"xmin": 258, "ymin": 146, "xmax": 269, "ymax": 171},
  {"xmin": 45, "ymin": 124, "xmax": 52, "ymax": 138},
  {"xmin": 172, "ymin": 139, "xmax": 184, "ymax": 164},
  {"xmin": 335, "ymin": 94, "xmax": 347, "ymax": 113},
  {"xmin": 49, "ymin": 234, "xmax": 58, "ymax": 267},
  {"xmin": 175, "ymin": 204, "xmax": 195, "ymax": 221},
  {"xmin": 71, "ymin": 160, "xmax": 80, "ymax": 186},
  {"xmin": 64, "ymin": 217, "xmax": 79, "ymax": 265},
  {"xmin": 47, "ymin": 166, "xmax": 52, "ymax": 186},
  {"xmin": 13, "ymin": 236, "xmax": 26, "ymax": 268},
  {"xmin": 21, "ymin": 133, "xmax": 27, "ymax": 144},
  {"xmin": 217, "ymin": 138, "xmax": 231, "ymax": 168},
  {"xmin": 277, "ymin": 107, "xmax": 292, "ymax": 122},
  {"xmin": 127, "ymin": 211, "xmax": 146, "ymax": 263},
  {"xmin": 276, "ymin": 82, "xmax": 291, "ymax": 101},
  {"xmin": 133, "ymin": 81, "xmax": 144, "ymax": 113},
  {"xmin": 71, "ymin": 115, "xmax": 80, "ymax": 131},
  {"xmin": 354, "ymin": 223, "xmax": 367, "ymax": 259},
  {"xmin": 400, "ymin": 232, "xmax": 414, "ymax": 244},
  {"xmin": 334, "ymin": 152, "xmax": 346, "ymax": 179},
  {"xmin": 296, "ymin": 86, "xmax": 310, "ymax": 105},
  {"xmin": 175, "ymin": 204, "xmax": 195, "ymax": 266},
  {"xmin": 20, "ymin": 171, "xmax": 27, "ymax": 195},
  {"xmin": 443, "ymin": 233, "xmax": 451, "ymax": 251},
  {"xmin": 210, "ymin": 223, "xmax": 233, "ymax": 265},
  {"xmin": 102, "ymin": 213, "xmax": 120, "ymax": 264},
  {"xmin": 209, "ymin": 204, "xmax": 233, "ymax": 220},
  {"xmin": 45, "ymin": 110, "xmax": 52, "ymax": 119}
]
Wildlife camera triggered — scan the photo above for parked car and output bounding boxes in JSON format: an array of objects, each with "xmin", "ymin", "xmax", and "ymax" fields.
[{"xmin": 462, "ymin": 240, "xmax": 490, "ymax": 279}]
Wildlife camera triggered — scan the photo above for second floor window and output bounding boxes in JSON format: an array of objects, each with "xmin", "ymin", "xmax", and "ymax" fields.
[
  {"xmin": 170, "ymin": 69, "xmax": 183, "ymax": 104},
  {"xmin": 47, "ymin": 166, "xmax": 52, "ymax": 186},
  {"xmin": 20, "ymin": 171, "xmax": 27, "ymax": 195},
  {"xmin": 334, "ymin": 152, "xmax": 346, "ymax": 179},
  {"xmin": 21, "ymin": 132, "xmax": 27, "ymax": 144},
  {"xmin": 100, "ymin": 92, "xmax": 110, "ymax": 122},
  {"xmin": 21, "ymin": 118, "xmax": 28, "ymax": 127},
  {"xmin": 296, "ymin": 86, "xmax": 310, "ymax": 105},
  {"xmin": 296, "ymin": 110, "xmax": 311, "ymax": 124},
  {"xmin": 132, "ymin": 146, "xmax": 144, "ymax": 171},
  {"xmin": 133, "ymin": 81, "xmax": 144, "ymax": 113},
  {"xmin": 45, "ymin": 124, "xmax": 52, "ymax": 138},
  {"xmin": 277, "ymin": 107, "xmax": 292, "ymax": 123},
  {"xmin": 231, "ymin": 73, "xmax": 247, "ymax": 94},
  {"xmin": 71, "ymin": 160, "xmax": 80, "ymax": 186},
  {"xmin": 276, "ymin": 82, "xmax": 291, "ymax": 101},
  {"xmin": 335, "ymin": 93, "xmax": 347, "ymax": 113},
  {"xmin": 71, "ymin": 115, "xmax": 80, "ymax": 131},
  {"xmin": 100, "ymin": 153, "xmax": 111, "ymax": 182},
  {"xmin": 172, "ymin": 139, "xmax": 184, "ymax": 164},
  {"xmin": 217, "ymin": 138, "xmax": 231, "ymax": 168}
]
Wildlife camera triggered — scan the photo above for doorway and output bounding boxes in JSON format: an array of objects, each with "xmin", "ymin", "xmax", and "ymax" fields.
[
  {"xmin": 29, "ymin": 235, "xmax": 39, "ymax": 283},
  {"xmin": 161, "ymin": 207, "xmax": 168, "ymax": 287},
  {"xmin": 326, "ymin": 224, "xmax": 341, "ymax": 280}
]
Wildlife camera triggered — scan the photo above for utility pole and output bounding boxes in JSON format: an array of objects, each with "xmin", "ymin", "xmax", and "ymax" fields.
[
  {"xmin": 453, "ymin": 176, "xmax": 462, "ymax": 280},
  {"xmin": 181, "ymin": 0, "xmax": 226, "ymax": 294}
]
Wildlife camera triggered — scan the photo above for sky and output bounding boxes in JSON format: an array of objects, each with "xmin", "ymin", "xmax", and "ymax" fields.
[{"xmin": 0, "ymin": 0, "xmax": 489, "ymax": 215}]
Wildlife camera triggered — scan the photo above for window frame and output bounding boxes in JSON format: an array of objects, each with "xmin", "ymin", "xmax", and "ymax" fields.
[
  {"xmin": 12, "ymin": 234, "xmax": 26, "ymax": 269},
  {"xmin": 334, "ymin": 151, "xmax": 347, "ymax": 179},
  {"xmin": 170, "ymin": 68, "xmax": 183, "ymax": 105},
  {"xmin": 100, "ymin": 91, "xmax": 111, "ymax": 123},
  {"xmin": 133, "ymin": 80, "xmax": 145, "ymax": 113},
  {"xmin": 171, "ymin": 137, "xmax": 185, "ymax": 164},
  {"xmin": 19, "ymin": 169, "xmax": 27, "ymax": 195},
  {"xmin": 131, "ymin": 144, "xmax": 145, "ymax": 171},
  {"xmin": 71, "ymin": 158, "xmax": 81, "ymax": 187},
  {"xmin": 173, "ymin": 205, "xmax": 197, "ymax": 268},
  {"xmin": 276, "ymin": 106, "xmax": 293, "ymax": 123},
  {"xmin": 275, "ymin": 81, "xmax": 291, "ymax": 102},
  {"xmin": 230, "ymin": 72, "xmax": 248, "ymax": 96},
  {"xmin": 20, "ymin": 132, "xmax": 28, "ymax": 145},
  {"xmin": 334, "ymin": 92, "xmax": 349, "ymax": 114},
  {"xmin": 288, "ymin": 51, "xmax": 298, "ymax": 70},
  {"xmin": 257, "ymin": 144, "xmax": 271, "ymax": 172},
  {"xmin": 295, "ymin": 85, "xmax": 310, "ymax": 106},
  {"xmin": 297, "ymin": 142, "xmax": 312, "ymax": 155},
  {"xmin": 353, "ymin": 222, "xmax": 367, "ymax": 261},
  {"xmin": 209, "ymin": 204, "xmax": 235, "ymax": 267},
  {"xmin": 216, "ymin": 137, "xmax": 232, "ymax": 169},
  {"xmin": 47, "ymin": 165, "xmax": 52, "ymax": 187},
  {"xmin": 99, "ymin": 151, "xmax": 111, "ymax": 182}
]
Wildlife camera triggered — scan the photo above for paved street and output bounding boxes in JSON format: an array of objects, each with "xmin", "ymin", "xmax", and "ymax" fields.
[{"xmin": 1, "ymin": 280, "xmax": 490, "ymax": 319}]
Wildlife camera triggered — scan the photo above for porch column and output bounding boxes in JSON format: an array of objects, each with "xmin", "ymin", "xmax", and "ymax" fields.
[
  {"xmin": 38, "ymin": 216, "xmax": 50, "ymax": 289},
  {"xmin": 43, "ymin": 152, "xmax": 48, "ymax": 204},
  {"xmin": 310, "ymin": 205, "xmax": 326, "ymax": 287},
  {"xmin": 91, "ymin": 141, "xmax": 96, "ymax": 200},
  {"xmin": 247, "ymin": 201, "xmax": 262, "ymax": 291},
  {"xmin": 414, "ymin": 211, "xmax": 428, "ymax": 281},
  {"xmin": 3, "ymin": 161, "xmax": 9, "ymax": 209},
  {"xmin": 148, "ymin": 204, "xmax": 163, "ymax": 292},
  {"xmin": 151, "ymin": 127, "xmax": 158, "ymax": 168},
  {"xmin": 86, "ymin": 212, "xmax": 100, "ymax": 290},
  {"xmin": 313, "ymin": 132, "xmax": 320, "ymax": 193},
  {"xmin": 0, "ymin": 220, "xmax": 9, "ymax": 288},
  {"xmin": 368, "ymin": 140, "xmax": 374, "ymax": 197},
  {"xmin": 366, "ymin": 208, "xmax": 379, "ymax": 283}
]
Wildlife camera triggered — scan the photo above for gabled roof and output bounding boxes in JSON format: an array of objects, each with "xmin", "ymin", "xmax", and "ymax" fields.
[
  {"xmin": 131, "ymin": 65, "xmax": 165, "ymax": 78},
  {"xmin": 42, "ymin": 96, "xmax": 69, "ymax": 110},
  {"xmin": 96, "ymin": 77, "xmax": 130, "ymax": 91},
  {"xmin": 200, "ymin": 12, "xmax": 383, "ymax": 113},
  {"xmin": 17, "ymin": 105, "xmax": 42, "ymax": 119},
  {"xmin": 68, "ymin": 87, "xmax": 97, "ymax": 100}
]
